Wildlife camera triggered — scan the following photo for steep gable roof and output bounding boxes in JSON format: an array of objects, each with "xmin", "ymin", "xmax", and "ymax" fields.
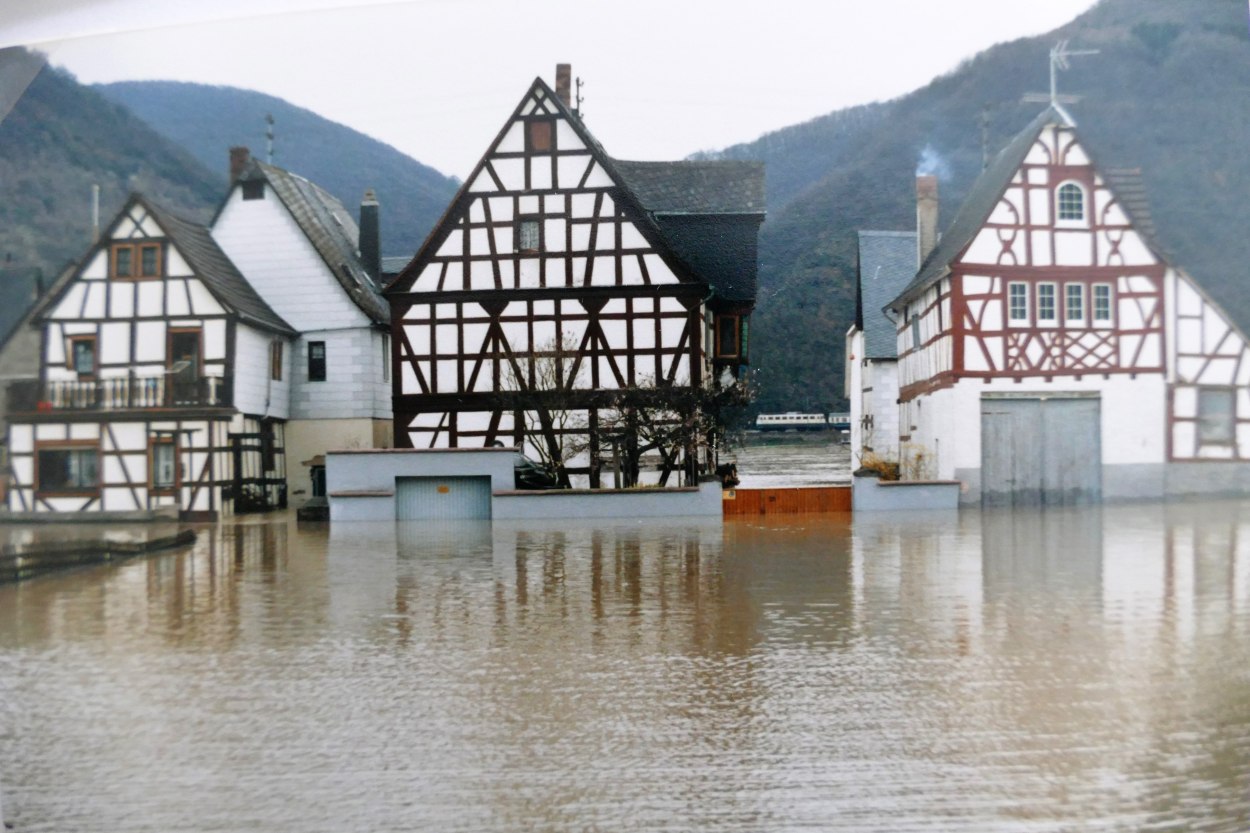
[
  {"xmin": 891, "ymin": 106, "xmax": 1067, "ymax": 310},
  {"xmin": 387, "ymin": 77, "xmax": 763, "ymax": 303},
  {"xmin": 143, "ymin": 198, "xmax": 295, "ymax": 335},
  {"xmin": 857, "ymin": 230, "xmax": 917, "ymax": 359},
  {"xmin": 237, "ymin": 161, "xmax": 389, "ymax": 325}
]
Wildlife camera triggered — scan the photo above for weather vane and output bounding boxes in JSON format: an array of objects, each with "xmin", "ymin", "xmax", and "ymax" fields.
[{"xmin": 1023, "ymin": 40, "xmax": 1099, "ymax": 117}]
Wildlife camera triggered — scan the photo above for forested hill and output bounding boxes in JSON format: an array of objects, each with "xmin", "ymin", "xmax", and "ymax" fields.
[
  {"xmin": 97, "ymin": 81, "xmax": 460, "ymax": 259},
  {"xmin": 0, "ymin": 49, "xmax": 221, "ymax": 328},
  {"xmin": 707, "ymin": 0, "xmax": 1250, "ymax": 413}
]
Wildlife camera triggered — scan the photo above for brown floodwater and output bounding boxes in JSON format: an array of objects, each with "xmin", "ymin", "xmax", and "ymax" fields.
[{"xmin": 1, "ymin": 501, "xmax": 1248, "ymax": 832}]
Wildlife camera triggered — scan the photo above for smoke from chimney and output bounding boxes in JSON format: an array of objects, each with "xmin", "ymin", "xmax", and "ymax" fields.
[{"xmin": 556, "ymin": 64, "xmax": 571, "ymax": 107}]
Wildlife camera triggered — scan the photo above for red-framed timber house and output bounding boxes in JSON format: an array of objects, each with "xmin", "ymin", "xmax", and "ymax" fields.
[
  {"xmin": 886, "ymin": 105, "xmax": 1250, "ymax": 504},
  {"xmin": 386, "ymin": 66, "xmax": 764, "ymax": 488},
  {"xmin": 6, "ymin": 195, "xmax": 296, "ymax": 519}
]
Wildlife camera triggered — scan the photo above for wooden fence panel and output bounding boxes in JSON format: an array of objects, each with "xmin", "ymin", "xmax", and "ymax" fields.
[{"xmin": 722, "ymin": 486, "xmax": 852, "ymax": 516}]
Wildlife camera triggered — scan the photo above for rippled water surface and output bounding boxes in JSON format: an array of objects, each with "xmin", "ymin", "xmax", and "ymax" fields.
[{"xmin": 2, "ymin": 502, "xmax": 1249, "ymax": 831}]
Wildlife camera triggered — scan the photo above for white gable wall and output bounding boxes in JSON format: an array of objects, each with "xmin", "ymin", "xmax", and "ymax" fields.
[
  {"xmin": 233, "ymin": 322, "xmax": 291, "ymax": 419},
  {"xmin": 214, "ymin": 187, "xmax": 372, "ymax": 333}
]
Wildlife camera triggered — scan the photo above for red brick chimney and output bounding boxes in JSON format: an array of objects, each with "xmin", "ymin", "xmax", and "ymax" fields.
[
  {"xmin": 229, "ymin": 146, "xmax": 251, "ymax": 182},
  {"xmin": 555, "ymin": 64, "xmax": 571, "ymax": 108},
  {"xmin": 916, "ymin": 175, "xmax": 939, "ymax": 268}
]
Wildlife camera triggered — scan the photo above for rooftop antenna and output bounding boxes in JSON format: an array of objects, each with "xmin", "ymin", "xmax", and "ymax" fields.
[
  {"xmin": 575, "ymin": 77, "xmax": 584, "ymax": 116},
  {"xmin": 265, "ymin": 113, "xmax": 275, "ymax": 164},
  {"xmin": 1023, "ymin": 40, "xmax": 1099, "ymax": 123}
]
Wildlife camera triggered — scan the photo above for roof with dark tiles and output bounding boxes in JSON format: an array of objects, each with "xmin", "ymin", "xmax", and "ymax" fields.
[
  {"xmin": 614, "ymin": 160, "xmax": 766, "ymax": 215},
  {"xmin": 240, "ymin": 161, "xmax": 390, "ymax": 325},
  {"xmin": 857, "ymin": 231, "xmax": 917, "ymax": 359},
  {"xmin": 143, "ymin": 198, "xmax": 295, "ymax": 335}
]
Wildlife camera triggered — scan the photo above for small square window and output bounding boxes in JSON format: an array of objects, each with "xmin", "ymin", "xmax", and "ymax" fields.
[
  {"xmin": 1008, "ymin": 282, "xmax": 1028, "ymax": 323},
  {"xmin": 1198, "ymin": 388, "xmax": 1236, "ymax": 445},
  {"xmin": 1057, "ymin": 182, "xmax": 1085, "ymax": 221},
  {"xmin": 113, "ymin": 246, "xmax": 133, "ymax": 278},
  {"xmin": 151, "ymin": 439, "xmax": 178, "ymax": 492},
  {"xmin": 242, "ymin": 180, "xmax": 265, "ymax": 200},
  {"xmin": 1093, "ymin": 285, "xmax": 1112, "ymax": 322},
  {"xmin": 308, "ymin": 341, "xmax": 326, "ymax": 382},
  {"xmin": 36, "ymin": 445, "xmax": 99, "ymax": 495},
  {"xmin": 526, "ymin": 120, "xmax": 554, "ymax": 152},
  {"xmin": 1037, "ymin": 284, "xmax": 1056, "ymax": 321},
  {"xmin": 140, "ymin": 244, "xmax": 161, "ymax": 277},
  {"xmin": 69, "ymin": 336, "xmax": 96, "ymax": 376},
  {"xmin": 517, "ymin": 218, "xmax": 541, "ymax": 253},
  {"xmin": 1065, "ymin": 284, "xmax": 1084, "ymax": 322}
]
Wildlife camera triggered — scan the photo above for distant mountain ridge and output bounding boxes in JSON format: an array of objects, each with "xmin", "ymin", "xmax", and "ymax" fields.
[
  {"xmin": 702, "ymin": 0, "xmax": 1250, "ymax": 413},
  {"xmin": 96, "ymin": 81, "xmax": 460, "ymax": 260},
  {"xmin": 0, "ymin": 49, "xmax": 222, "ymax": 340}
]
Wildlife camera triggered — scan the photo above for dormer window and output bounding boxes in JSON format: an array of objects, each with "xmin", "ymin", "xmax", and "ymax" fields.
[
  {"xmin": 1056, "ymin": 182, "xmax": 1086, "ymax": 223},
  {"xmin": 111, "ymin": 242, "xmax": 162, "ymax": 279}
]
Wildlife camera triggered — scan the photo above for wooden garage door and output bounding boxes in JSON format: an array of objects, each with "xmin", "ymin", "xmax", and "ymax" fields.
[
  {"xmin": 395, "ymin": 476, "xmax": 491, "ymax": 520},
  {"xmin": 981, "ymin": 396, "xmax": 1101, "ymax": 507}
]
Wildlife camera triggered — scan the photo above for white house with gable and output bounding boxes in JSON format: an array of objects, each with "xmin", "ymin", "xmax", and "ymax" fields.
[
  {"xmin": 211, "ymin": 150, "xmax": 393, "ymax": 500},
  {"xmin": 6, "ymin": 194, "xmax": 295, "ymax": 519},
  {"xmin": 885, "ymin": 105, "xmax": 1250, "ymax": 505}
]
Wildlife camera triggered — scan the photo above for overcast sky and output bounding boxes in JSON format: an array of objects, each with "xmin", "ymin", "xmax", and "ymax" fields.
[{"xmin": 1, "ymin": 0, "xmax": 1101, "ymax": 178}]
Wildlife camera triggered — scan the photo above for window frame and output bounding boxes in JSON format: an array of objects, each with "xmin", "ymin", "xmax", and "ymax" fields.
[
  {"xmin": 1092, "ymin": 283, "xmax": 1113, "ymax": 326},
  {"xmin": 1065, "ymin": 283, "xmax": 1085, "ymax": 325},
  {"xmin": 67, "ymin": 334, "xmax": 97, "ymax": 378},
  {"xmin": 34, "ymin": 441, "xmax": 100, "ymax": 498},
  {"xmin": 308, "ymin": 340, "xmax": 327, "ymax": 382},
  {"xmin": 516, "ymin": 216, "xmax": 542, "ymax": 254},
  {"xmin": 110, "ymin": 241, "xmax": 163, "ymax": 280},
  {"xmin": 1197, "ymin": 387, "xmax": 1237, "ymax": 446},
  {"xmin": 525, "ymin": 118, "xmax": 556, "ymax": 153},
  {"xmin": 1055, "ymin": 181, "xmax": 1087, "ymax": 226},
  {"xmin": 241, "ymin": 180, "xmax": 265, "ymax": 200},
  {"xmin": 270, "ymin": 340, "xmax": 284, "ymax": 382},
  {"xmin": 148, "ymin": 436, "xmax": 180, "ymax": 495},
  {"xmin": 1037, "ymin": 282, "xmax": 1057, "ymax": 324},
  {"xmin": 1007, "ymin": 281, "xmax": 1029, "ymax": 324}
]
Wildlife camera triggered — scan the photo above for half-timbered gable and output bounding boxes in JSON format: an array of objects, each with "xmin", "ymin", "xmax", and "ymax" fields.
[
  {"xmin": 6, "ymin": 195, "xmax": 295, "ymax": 519},
  {"xmin": 387, "ymin": 70, "xmax": 764, "ymax": 488},
  {"xmin": 212, "ymin": 153, "xmax": 394, "ymax": 497},
  {"xmin": 883, "ymin": 106, "xmax": 1250, "ymax": 503}
]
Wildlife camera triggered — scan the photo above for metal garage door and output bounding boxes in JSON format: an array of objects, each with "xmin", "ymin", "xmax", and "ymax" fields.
[
  {"xmin": 981, "ymin": 395, "xmax": 1101, "ymax": 507},
  {"xmin": 395, "ymin": 476, "xmax": 492, "ymax": 520}
]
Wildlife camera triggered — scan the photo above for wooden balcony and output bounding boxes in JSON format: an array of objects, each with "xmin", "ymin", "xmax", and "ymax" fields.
[{"xmin": 8, "ymin": 375, "xmax": 232, "ymax": 414}]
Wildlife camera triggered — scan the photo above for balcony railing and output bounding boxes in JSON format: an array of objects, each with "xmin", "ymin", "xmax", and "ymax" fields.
[{"xmin": 8, "ymin": 375, "xmax": 232, "ymax": 413}]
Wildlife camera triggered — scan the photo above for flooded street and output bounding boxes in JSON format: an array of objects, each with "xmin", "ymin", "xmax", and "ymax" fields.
[{"xmin": 1, "ymin": 497, "xmax": 1249, "ymax": 831}]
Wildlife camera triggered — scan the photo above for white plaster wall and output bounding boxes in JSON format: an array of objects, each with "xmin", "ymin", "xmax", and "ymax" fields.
[
  {"xmin": 291, "ymin": 328, "xmax": 389, "ymax": 420},
  {"xmin": 233, "ymin": 323, "xmax": 291, "ymax": 419},
  {"xmin": 864, "ymin": 360, "xmax": 900, "ymax": 461},
  {"xmin": 213, "ymin": 187, "xmax": 371, "ymax": 333},
  {"xmin": 913, "ymin": 373, "xmax": 1168, "ymax": 481},
  {"xmin": 847, "ymin": 328, "xmax": 864, "ymax": 455}
]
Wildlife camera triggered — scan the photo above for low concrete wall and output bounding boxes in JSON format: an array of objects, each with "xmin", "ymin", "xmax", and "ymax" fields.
[
  {"xmin": 327, "ymin": 447, "xmax": 724, "ymax": 521},
  {"xmin": 494, "ymin": 478, "xmax": 722, "ymax": 520},
  {"xmin": 327, "ymin": 447, "xmax": 516, "ymax": 522},
  {"xmin": 852, "ymin": 475, "xmax": 961, "ymax": 512}
]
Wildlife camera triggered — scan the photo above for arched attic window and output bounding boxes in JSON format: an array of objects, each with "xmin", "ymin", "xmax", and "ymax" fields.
[{"xmin": 1056, "ymin": 181, "xmax": 1086, "ymax": 224}]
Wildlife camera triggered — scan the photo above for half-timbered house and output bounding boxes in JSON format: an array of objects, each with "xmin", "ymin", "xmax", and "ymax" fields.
[
  {"xmin": 386, "ymin": 66, "xmax": 764, "ymax": 488},
  {"xmin": 6, "ymin": 195, "xmax": 295, "ymax": 519},
  {"xmin": 212, "ymin": 150, "xmax": 393, "ymax": 501},
  {"xmin": 887, "ymin": 105, "xmax": 1250, "ymax": 504}
]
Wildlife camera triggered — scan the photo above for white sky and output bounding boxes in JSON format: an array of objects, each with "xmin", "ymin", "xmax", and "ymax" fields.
[{"xmin": 0, "ymin": 0, "xmax": 1101, "ymax": 179}]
